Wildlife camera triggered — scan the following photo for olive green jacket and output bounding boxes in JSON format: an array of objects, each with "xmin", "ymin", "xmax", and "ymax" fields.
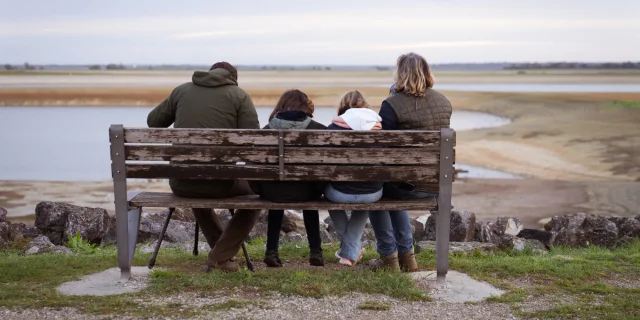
[{"xmin": 147, "ymin": 68, "xmax": 260, "ymax": 197}]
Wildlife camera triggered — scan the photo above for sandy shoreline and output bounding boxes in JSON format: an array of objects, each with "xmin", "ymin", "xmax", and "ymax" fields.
[{"xmin": 1, "ymin": 71, "xmax": 638, "ymax": 227}]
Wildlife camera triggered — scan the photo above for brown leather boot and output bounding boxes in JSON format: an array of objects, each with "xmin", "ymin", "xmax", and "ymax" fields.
[
  {"xmin": 399, "ymin": 250, "xmax": 419, "ymax": 272},
  {"xmin": 208, "ymin": 259, "xmax": 239, "ymax": 273},
  {"xmin": 369, "ymin": 251, "xmax": 400, "ymax": 271}
]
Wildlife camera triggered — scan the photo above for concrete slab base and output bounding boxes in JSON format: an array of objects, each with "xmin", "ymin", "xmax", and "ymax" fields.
[
  {"xmin": 57, "ymin": 267, "xmax": 151, "ymax": 296},
  {"xmin": 411, "ymin": 270, "xmax": 505, "ymax": 302}
]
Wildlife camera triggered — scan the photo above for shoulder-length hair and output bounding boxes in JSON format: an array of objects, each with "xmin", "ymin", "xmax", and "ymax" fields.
[
  {"xmin": 268, "ymin": 89, "xmax": 315, "ymax": 121},
  {"xmin": 393, "ymin": 52, "xmax": 435, "ymax": 97},
  {"xmin": 337, "ymin": 90, "xmax": 370, "ymax": 116}
]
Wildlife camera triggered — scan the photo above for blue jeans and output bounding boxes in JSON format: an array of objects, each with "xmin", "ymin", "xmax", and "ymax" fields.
[
  {"xmin": 369, "ymin": 210, "xmax": 414, "ymax": 256},
  {"xmin": 325, "ymin": 184, "xmax": 382, "ymax": 261}
]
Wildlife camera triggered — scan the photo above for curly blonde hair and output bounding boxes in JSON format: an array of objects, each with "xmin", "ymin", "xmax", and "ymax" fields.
[
  {"xmin": 337, "ymin": 90, "xmax": 370, "ymax": 115},
  {"xmin": 393, "ymin": 52, "xmax": 434, "ymax": 97}
]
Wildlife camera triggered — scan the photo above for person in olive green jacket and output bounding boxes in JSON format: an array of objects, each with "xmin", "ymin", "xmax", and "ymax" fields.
[{"xmin": 147, "ymin": 62, "xmax": 261, "ymax": 272}]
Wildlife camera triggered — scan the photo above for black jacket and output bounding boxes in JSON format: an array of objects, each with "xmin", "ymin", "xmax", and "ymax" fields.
[
  {"xmin": 250, "ymin": 111, "xmax": 326, "ymax": 203},
  {"xmin": 325, "ymin": 123, "xmax": 384, "ymax": 195}
]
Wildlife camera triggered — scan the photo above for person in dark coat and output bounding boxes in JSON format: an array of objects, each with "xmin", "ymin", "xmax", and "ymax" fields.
[
  {"xmin": 249, "ymin": 89, "xmax": 326, "ymax": 267},
  {"xmin": 369, "ymin": 52, "xmax": 453, "ymax": 272},
  {"xmin": 147, "ymin": 61, "xmax": 261, "ymax": 273}
]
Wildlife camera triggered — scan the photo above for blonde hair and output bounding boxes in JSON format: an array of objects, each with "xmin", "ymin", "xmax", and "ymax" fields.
[
  {"xmin": 337, "ymin": 90, "xmax": 370, "ymax": 115},
  {"xmin": 393, "ymin": 52, "xmax": 434, "ymax": 97}
]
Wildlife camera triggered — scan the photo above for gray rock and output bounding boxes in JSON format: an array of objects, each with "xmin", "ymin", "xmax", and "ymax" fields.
[
  {"xmin": 9, "ymin": 222, "xmax": 38, "ymax": 241},
  {"xmin": 248, "ymin": 210, "xmax": 269, "ymax": 240},
  {"xmin": 410, "ymin": 215, "xmax": 428, "ymax": 242},
  {"xmin": 100, "ymin": 216, "xmax": 117, "ymax": 246},
  {"xmin": 319, "ymin": 226, "xmax": 334, "ymax": 243},
  {"xmin": 546, "ymin": 213, "xmax": 619, "ymax": 248},
  {"xmin": 608, "ymin": 217, "xmax": 640, "ymax": 239},
  {"xmin": 497, "ymin": 235, "xmax": 547, "ymax": 254},
  {"xmin": 474, "ymin": 221, "xmax": 500, "ymax": 243},
  {"xmin": 581, "ymin": 215, "xmax": 618, "ymax": 248},
  {"xmin": 425, "ymin": 211, "xmax": 476, "ymax": 242},
  {"xmin": 324, "ymin": 216, "xmax": 340, "ymax": 241},
  {"xmin": 417, "ymin": 241, "xmax": 497, "ymax": 254},
  {"xmin": 492, "ymin": 217, "xmax": 523, "ymax": 236},
  {"xmin": 361, "ymin": 224, "xmax": 377, "ymax": 242},
  {"xmin": 171, "ymin": 208, "xmax": 195, "ymax": 222},
  {"xmin": 545, "ymin": 212, "xmax": 587, "ymax": 232},
  {"xmin": 25, "ymin": 235, "xmax": 55, "ymax": 255},
  {"xmin": 64, "ymin": 206, "xmax": 109, "ymax": 244},
  {"xmin": 0, "ymin": 207, "xmax": 6, "ymax": 222},
  {"xmin": 636, "ymin": 214, "xmax": 640, "ymax": 222},
  {"xmin": 138, "ymin": 212, "xmax": 196, "ymax": 244},
  {"xmin": 35, "ymin": 201, "xmax": 71, "ymax": 232},
  {"xmin": 281, "ymin": 231, "xmax": 305, "ymax": 243},
  {"xmin": 0, "ymin": 222, "xmax": 10, "ymax": 247},
  {"xmin": 36, "ymin": 202, "xmax": 109, "ymax": 245},
  {"xmin": 282, "ymin": 210, "xmax": 305, "ymax": 234}
]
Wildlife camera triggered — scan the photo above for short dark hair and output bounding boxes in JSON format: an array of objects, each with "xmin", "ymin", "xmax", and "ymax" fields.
[{"xmin": 210, "ymin": 61, "xmax": 238, "ymax": 80}]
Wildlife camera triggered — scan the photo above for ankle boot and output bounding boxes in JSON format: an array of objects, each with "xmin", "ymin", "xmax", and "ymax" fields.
[
  {"xmin": 264, "ymin": 249, "xmax": 283, "ymax": 267},
  {"xmin": 369, "ymin": 251, "xmax": 400, "ymax": 271},
  {"xmin": 309, "ymin": 248, "xmax": 324, "ymax": 266},
  {"xmin": 213, "ymin": 259, "xmax": 239, "ymax": 272},
  {"xmin": 398, "ymin": 250, "xmax": 419, "ymax": 272}
]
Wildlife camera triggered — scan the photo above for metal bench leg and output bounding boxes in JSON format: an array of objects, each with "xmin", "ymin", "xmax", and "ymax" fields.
[
  {"xmin": 436, "ymin": 128, "xmax": 455, "ymax": 284},
  {"xmin": 148, "ymin": 208, "xmax": 174, "ymax": 269},
  {"xmin": 229, "ymin": 209, "xmax": 254, "ymax": 272},
  {"xmin": 193, "ymin": 221, "xmax": 199, "ymax": 256}
]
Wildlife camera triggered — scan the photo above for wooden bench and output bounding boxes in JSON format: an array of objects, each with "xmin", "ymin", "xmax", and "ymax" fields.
[{"xmin": 109, "ymin": 125, "xmax": 455, "ymax": 282}]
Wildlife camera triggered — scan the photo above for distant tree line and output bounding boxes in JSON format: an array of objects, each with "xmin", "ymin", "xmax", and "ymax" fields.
[
  {"xmin": 3, "ymin": 62, "xmax": 40, "ymax": 70},
  {"xmin": 505, "ymin": 62, "xmax": 640, "ymax": 70}
]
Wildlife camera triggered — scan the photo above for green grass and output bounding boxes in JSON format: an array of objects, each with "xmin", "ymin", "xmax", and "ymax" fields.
[
  {"xmin": 0, "ymin": 239, "xmax": 639, "ymax": 319},
  {"xmin": 606, "ymin": 100, "xmax": 640, "ymax": 109}
]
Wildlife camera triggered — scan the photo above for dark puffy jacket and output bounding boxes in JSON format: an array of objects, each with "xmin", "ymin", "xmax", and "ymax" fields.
[
  {"xmin": 146, "ymin": 68, "xmax": 260, "ymax": 196},
  {"xmin": 250, "ymin": 110, "xmax": 326, "ymax": 203}
]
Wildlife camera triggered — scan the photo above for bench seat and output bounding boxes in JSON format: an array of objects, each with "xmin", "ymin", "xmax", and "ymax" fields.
[{"xmin": 129, "ymin": 192, "xmax": 438, "ymax": 211}]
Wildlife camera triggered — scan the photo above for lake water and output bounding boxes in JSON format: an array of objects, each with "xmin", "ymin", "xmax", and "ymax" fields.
[
  {"xmin": 0, "ymin": 106, "xmax": 513, "ymax": 181},
  {"xmin": 2, "ymin": 82, "xmax": 640, "ymax": 92}
]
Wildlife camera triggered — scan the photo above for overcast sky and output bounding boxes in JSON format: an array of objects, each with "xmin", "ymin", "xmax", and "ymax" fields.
[{"xmin": 1, "ymin": 0, "xmax": 639, "ymax": 65}]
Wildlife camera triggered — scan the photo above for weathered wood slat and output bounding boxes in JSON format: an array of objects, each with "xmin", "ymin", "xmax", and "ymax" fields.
[
  {"xmin": 123, "ymin": 128, "xmax": 451, "ymax": 147},
  {"xmin": 284, "ymin": 130, "xmax": 446, "ymax": 147},
  {"xmin": 125, "ymin": 128, "xmax": 279, "ymax": 145},
  {"xmin": 125, "ymin": 145, "xmax": 442, "ymax": 165},
  {"xmin": 129, "ymin": 192, "xmax": 438, "ymax": 211},
  {"xmin": 125, "ymin": 145, "xmax": 278, "ymax": 163},
  {"xmin": 125, "ymin": 164, "xmax": 438, "ymax": 182}
]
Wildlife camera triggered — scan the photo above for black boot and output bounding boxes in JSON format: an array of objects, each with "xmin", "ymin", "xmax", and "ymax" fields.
[
  {"xmin": 264, "ymin": 249, "xmax": 283, "ymax": 267},
  {"xmin": 309, "ymin": 248, "xmax": 324, "ymax": 266}
]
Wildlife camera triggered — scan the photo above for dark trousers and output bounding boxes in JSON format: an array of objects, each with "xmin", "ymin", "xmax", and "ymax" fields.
[
  {"xmin": 170, "ymin": 180, "xmax": 261, "ymax": 264},
  {"xmin": 266, "ymin": 210, "xmax": 322, "ymax": 252}
]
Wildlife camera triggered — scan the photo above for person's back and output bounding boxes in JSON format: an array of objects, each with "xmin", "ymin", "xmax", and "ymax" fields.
[
  {"xmin": 147, "ymin": 62, "xmax": 259, "ymax": 198},
  {"xmin": 146, "ymin": 61, "xmax": 261, "ymax": 273}
]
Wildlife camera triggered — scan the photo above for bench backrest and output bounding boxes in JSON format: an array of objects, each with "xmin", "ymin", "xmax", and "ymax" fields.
[{"xmin": 109, "ymin": 126, "xmax": 455, "ymax": 193}]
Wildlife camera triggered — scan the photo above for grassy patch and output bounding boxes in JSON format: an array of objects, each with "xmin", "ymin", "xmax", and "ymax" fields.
[
  {"xmin": 606, "ymin": 100, "xmax": 640, "ymax": 109},
  {"xmin": 357, "ymin": 300, "xmax": 391, "ymax": 311},
  {"xmin": 1, "ymin": 239, "xmax": 639, "ymax": 319},
  {"xmin": 416, "ymin": 240, "xmax": 640, "ymax": 320}
]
